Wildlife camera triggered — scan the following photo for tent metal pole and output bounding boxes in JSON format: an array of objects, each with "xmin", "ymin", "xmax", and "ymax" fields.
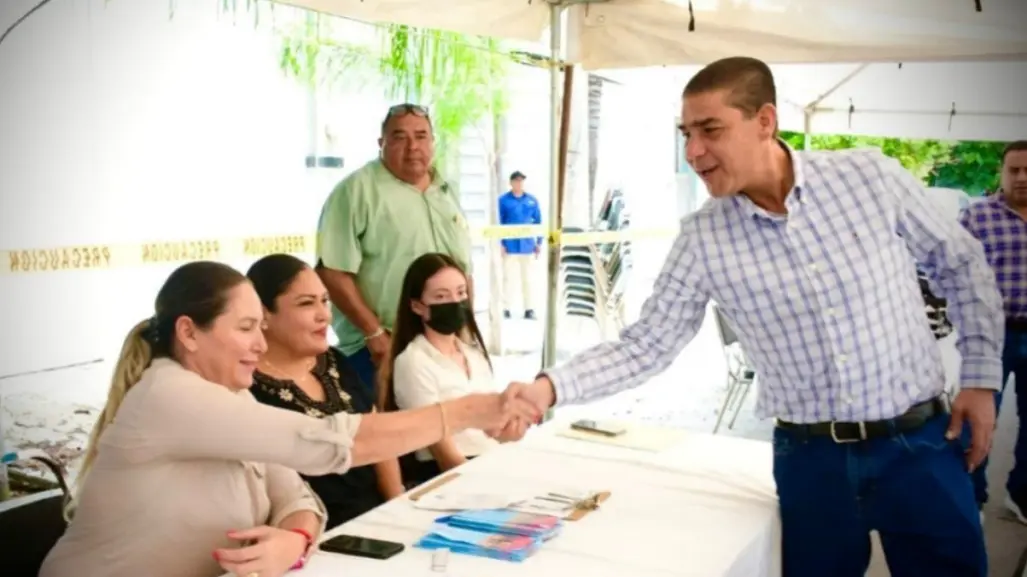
[
  {"xmin": 806, "ymin": 63, "xmax": 870, "ymax": 110},
  {"xmin": 0, "ymin": 395, "xmax": 9, "ymax": 501},
  {"xmin": 803, "ymin": 110, "xmax": 812, "ymax": 150},
  {"xmin": 542, "ymin": 1, "xmax": 564, "ymax": 376},
  {"xmin": 802, "ymin": 63, "xmax": 869, "ymax": 145}
]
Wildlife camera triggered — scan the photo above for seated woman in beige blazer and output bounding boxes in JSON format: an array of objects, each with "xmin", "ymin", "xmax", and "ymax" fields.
[{"xmin": 40, "ymin": 261, "xmax": 538, "ymax": 577}]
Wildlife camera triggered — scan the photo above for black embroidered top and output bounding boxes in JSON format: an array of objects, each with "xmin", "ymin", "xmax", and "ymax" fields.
[{"xmin": 250, "ymin": 348, "xmax": 383, "ymax": 529}]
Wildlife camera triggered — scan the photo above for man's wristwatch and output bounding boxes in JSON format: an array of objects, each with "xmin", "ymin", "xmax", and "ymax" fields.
[{"xmin": 364, "ymin": 327, "xmax": 386, "ymax": 342}]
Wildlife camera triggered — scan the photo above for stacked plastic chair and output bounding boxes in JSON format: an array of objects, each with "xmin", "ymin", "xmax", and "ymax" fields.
[
  {"xmin": 559, "ymin": 225, "xmax": 599, "ymax": 321},
  {"xmin": 558, "ymin": 188, "xmax": 633, "ymax": 335},
  {"xmin": 596, "ymin": 190, "xmax": 632, "ymax": 322}
]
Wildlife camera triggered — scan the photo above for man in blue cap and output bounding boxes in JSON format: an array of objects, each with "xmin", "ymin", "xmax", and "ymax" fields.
[{"xmin": 498, "ymin": 171, "xmax": 542, "ymax": 320}]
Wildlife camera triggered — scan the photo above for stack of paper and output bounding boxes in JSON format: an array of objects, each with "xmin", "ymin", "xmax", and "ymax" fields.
[{"xmin": 414, "ymin": 509, "xmax": 563, "ymax": 562}]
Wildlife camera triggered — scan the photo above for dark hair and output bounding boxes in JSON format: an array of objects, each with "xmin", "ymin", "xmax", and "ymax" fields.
[
  {"xmin": 377, "ymin": 253, "xmax": 490, "ymax": 412},
  {"xmin": 246, "ymin": 254, "xmax": 310, "ymax": 312},
  {"xmin": 1003, "ymin": 140, "xmax": 1027, "ymax": 163},
  {"xmin": 76, "ymin": 260, "xmax": 246, "ymax": 500},
  {"xmin": 683, "ymin": 56, "xmax": 777, "ymax": 118}
]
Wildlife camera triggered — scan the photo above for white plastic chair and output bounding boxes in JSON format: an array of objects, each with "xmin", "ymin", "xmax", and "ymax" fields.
[{"xmin": 712, "ymin": 305, "xmax": 756, "ymax": 434}]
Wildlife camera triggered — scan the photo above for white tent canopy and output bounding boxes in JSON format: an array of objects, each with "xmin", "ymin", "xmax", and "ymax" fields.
[
  {"xmin": 636, "ymin": 61, "xmax": 1027, "ymax": 141},
  {"xmin": 283, "ymin": 0, "xmax": 1027, "ymax": 69},
  {"xmin": 602, "ymin": 60, "xmax": 1027, "ymax": 141},
  {"xmin": 774, "ymin": 61, "xmax": 1027, "ymax": 141}
]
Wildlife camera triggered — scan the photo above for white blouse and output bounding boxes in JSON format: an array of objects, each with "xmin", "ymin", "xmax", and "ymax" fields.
[{"xmin": 392, "ymin": 334, "xmax": 501, "ymax": 461}]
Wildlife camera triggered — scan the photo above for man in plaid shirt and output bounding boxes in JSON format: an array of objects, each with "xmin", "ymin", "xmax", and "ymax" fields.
[
  {"xmin": 960, "ymin": 140, "xmax": 1027, "ymax": 523},
  {"xmin": 501, "ymin": 57, "xmax": 1003, "ymax": 576}
]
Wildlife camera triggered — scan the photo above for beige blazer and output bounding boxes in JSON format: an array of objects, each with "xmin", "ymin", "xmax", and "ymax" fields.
[{"xmin": 40, "ymin": 358, "xmax": 362, "ymax": 577}]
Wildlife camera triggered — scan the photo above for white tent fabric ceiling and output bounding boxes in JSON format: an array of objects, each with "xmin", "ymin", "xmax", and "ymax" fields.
[
  {"xmin": 602, "ymin": 61, "xmax": 1027, "ymax": 141},
  {"xmin": 276, "ymin": 1, "xmax": 1027, "ymax": 140},
  {"xmin": 771, "ymin": 61, "xmax": 1027, "ymax": 141},
  {"xmin": 280, "ymin": 0, "xmax": 1027, "ymax": 69}
]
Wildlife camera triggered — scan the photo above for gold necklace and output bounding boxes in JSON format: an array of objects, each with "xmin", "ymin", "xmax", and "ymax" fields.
[{"xmin": 261, "ymin": 357, "xmax": 317, "ymax": 384}]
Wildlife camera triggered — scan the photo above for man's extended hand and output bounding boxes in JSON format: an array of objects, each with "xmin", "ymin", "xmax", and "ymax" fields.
[
  {"xmin": 487, "ymin": 378, "xmax": 556, "ymax": 442},
  {"xmin": 945, "ymin": 387, "xmax": 997, "ymax": 472}
]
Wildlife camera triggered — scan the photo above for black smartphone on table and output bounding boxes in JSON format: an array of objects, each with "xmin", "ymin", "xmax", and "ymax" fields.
[
  {"xmin": 570, "ymin": 418, "xmax": 627, "ymax": 437},
  {"xmin": 319, "ymin": 534, "xmax": 405, "ymax": 560}
]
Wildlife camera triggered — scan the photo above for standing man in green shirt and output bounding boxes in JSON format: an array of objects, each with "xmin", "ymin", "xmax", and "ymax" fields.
[{"xmin": 316, "ymin": 104, "xmax": 474, "ymax": 396}]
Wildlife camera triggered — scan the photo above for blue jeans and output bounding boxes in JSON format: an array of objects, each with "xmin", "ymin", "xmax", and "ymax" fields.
[
  {"xmin": 345, "ymin": 346, "xmax": 377, "ymax": 400},
  {"xmin": 971, "ymin": 327, "xmax": 1027, "ymax": 504},
  {"xmin": 774, "ymin": 413, "xmax": 986, "ymax": 577}
]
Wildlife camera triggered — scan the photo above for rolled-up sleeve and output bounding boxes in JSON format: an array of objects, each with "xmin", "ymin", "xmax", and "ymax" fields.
[
  {"xmin": 878, "ymin": 152, "xmax": 1005, "ymax": 390},
  {"xmin": 113, "ymin": 364, "xmax": 364, "ymax": 476},
  {"xmin": 265, "ymin": 463, "xmax": 327, "ymax": 537},
  {"xmin": 317, "ymin": 176, "xmax": 367, "ymax": 274}
]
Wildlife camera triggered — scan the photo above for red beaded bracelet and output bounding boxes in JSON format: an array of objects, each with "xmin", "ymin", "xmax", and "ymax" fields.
[{"xmin": 288, "ymin": 528, "xmax": 314, "ymax": 571}]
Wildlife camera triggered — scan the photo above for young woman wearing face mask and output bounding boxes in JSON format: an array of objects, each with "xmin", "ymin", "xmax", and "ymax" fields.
[{"xmin": 378, "ymin": 253, "xmax": 500, "ymax": 485}]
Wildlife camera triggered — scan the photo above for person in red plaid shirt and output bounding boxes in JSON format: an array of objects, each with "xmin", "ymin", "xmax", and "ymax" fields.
[{"xmin": 960, "ymin": 140, "xmax": 1027, "ymax": 523}]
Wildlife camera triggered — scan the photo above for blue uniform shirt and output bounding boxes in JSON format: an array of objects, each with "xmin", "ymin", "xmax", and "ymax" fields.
[{"xmin": 498, "ymin": 191, "xmax": 543, "ymax": 254}]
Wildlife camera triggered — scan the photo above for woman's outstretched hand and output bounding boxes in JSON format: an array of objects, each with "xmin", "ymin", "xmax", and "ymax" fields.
[
  {"xmin": 460, "ymin": 392, "xmax": 540, "ymax": 438},
  {"xmin": 487, "ymin": 378, "xmax": 556, "ymax": 442}
]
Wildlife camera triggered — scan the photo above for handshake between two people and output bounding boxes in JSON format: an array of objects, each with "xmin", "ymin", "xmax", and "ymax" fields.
[{"xmin": 453, "ymin": 377, "xmax": 557, "ymax": 443}]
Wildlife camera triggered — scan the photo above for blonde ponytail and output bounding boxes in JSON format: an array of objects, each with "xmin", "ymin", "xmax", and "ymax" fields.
[{"xmin": 66, "ymin": 319, "xmax": 154, "ymax": 520}]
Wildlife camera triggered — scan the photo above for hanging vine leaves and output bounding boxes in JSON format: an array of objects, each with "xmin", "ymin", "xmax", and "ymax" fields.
[
  {"xmin": 277, "ymin": 13, "xmax": 512, "ymax": 169},
  {"xmin": 149, "ymin": 1, "xmax": 510, "ymax": 168}
]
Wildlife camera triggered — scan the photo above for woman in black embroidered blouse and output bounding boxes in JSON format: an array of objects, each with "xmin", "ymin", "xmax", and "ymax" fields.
[{"xmin": 246, "ymin": 254, "xmax": 406, "ymax": 529}]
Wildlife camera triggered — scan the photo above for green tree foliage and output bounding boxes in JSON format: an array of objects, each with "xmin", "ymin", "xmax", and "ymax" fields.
[
  {"xmin": 927, "ymin": 141, "xmax": 1007, "ymax": 196},
  {"xmin": 277, "ymin": 13, "xmax": 511, "ymax": 169},
  {"xmin": 779, "ymin": 132, "xmax": 949, "ymax": 179},
  {"xmin": 781, "ymin": 131, "xmax": 1006, "ymax": 195}
]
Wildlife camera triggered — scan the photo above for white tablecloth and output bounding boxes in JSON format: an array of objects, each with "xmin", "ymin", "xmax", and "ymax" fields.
[{"xmin": 248, "ymin": 420, "xmax": 781, "ymax": 577}]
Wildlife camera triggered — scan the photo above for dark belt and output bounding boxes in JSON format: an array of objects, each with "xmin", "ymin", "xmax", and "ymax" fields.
[{"xmin": 775, "ymin": 397, "xmax": 947, "ymax": 443}]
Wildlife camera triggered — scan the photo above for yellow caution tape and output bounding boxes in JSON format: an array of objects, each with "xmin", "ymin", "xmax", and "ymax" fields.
[{"xmin": 1, "ymin": 227, "xmax": 677, "ymax": 276}]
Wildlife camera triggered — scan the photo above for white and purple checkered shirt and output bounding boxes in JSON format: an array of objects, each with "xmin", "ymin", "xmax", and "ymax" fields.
[
  {"xmin": 959, "ymin": 194, "xmax": 1027, "ymax": 323},
  {"xmin": 547, "ymin": 146, "xmax": 1005, "ymax": 424}
]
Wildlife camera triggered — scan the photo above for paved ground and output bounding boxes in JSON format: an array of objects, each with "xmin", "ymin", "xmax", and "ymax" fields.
[{"xmin": 2, "ymin": 309, "xmax": 1024, "ymax": 575}]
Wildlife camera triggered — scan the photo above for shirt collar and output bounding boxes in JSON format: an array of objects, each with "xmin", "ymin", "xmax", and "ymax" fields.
[
  {"xmin": 988, "ymin": 192, "xmax": 1027, "ymax": 223},
  {"xmin": 732, "ymin": 139, "xmax": 806, "ymax": 222}
]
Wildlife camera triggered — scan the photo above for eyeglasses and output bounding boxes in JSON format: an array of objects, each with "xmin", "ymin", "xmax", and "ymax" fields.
[
  {"xmin": 381, "ymin": 104, "xmax": 433, "ymax": 135},
  {"xmin": 385, "ymin": 103, "xmax": 430, "ymax": 120}
]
